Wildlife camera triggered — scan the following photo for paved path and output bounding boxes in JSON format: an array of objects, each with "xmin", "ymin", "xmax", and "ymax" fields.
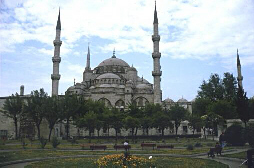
[{"xmin": 0, "ymin": 148, "xmax": 249, "ymax": 168}]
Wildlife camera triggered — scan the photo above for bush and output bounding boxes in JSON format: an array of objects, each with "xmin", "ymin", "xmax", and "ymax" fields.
[
  {"xmin": 246, "ymin": 125, "xmax": 254, "ymax": 148},
  {"xmin": 194, "ymin": 142, "xmax": 202, "ymax": 147},
  {"xmin": 186, "ymin": 144, "xmax": 194, "ymax": 150},
  {"xmin": 224, "ymin": 124, "xmax": 246, "ymax": 146},
  {"xmin": 52, "ymin": 137, "xmax": 60, "ymax": 148},
  {"xmin": 39, "ymin": 136, "xmax": 47, "ymax": 149}
]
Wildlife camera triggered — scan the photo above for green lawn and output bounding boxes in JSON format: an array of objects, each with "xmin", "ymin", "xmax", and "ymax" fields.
[
  {"xmin": 25, "ymin": 156, "xmax": 229, "ymax": 168},
  {"xmin": 222, "ymin": 151, "xmax": 246, "ymax": 159}
]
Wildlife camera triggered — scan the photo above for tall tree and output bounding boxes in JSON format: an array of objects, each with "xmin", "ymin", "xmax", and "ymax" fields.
[
  {"xmin": 43, "ymin": 96, "xmax": 62, "ymax": 141},
  {"xmin": 188, "ymin": 114, "xmax": 202, "ymax": 135},
  {"xmin": 23, "ymin": 89, "xmax": 47, "ymax": 139},
  {"xmin": 222, "ymin": 72, "xmax": 237, "ymax": 102},
  {"xmin": 153, "ymin": 111, "xmax": 173, "ymax": 137},
  {"xmin": 169, "ymin": 104, "xmax": 189, "ymax": 136},
  {"xmin": 62, "ymin": 93, "xmax": 79, "ymax": 139},
  {"xmin": 110, "ymin": 107, "xmax": 125, "ymax": 143},
  {"xmin": 207, "ymin": 100, "xmax": 237, "ymax": 119},
  {"xmin": 1, "ymin": 93, "xmax": 23, "ymax": 139},
  {"xmin": 192, "ymin": 98, "xmax": 211, "ymax": 117},
  {"xmin": 235, "ymin": 85, "xmax": 251, "ymax": 127}
]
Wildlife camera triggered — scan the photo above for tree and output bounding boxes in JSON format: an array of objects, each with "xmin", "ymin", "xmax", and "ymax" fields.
[
  {"xmin": 75, "ymin": 111, "xmax": 97, "ymax": 141},
  {"xmin": 153, "ymin": 111, "xmax": 173, "ymax": 137},
  {"xmin": 222, "ymin": 72, "xmax": 237, "ymax": 102},
  {"xmin": 198, "ymin": 74, "xmax": 224, "ymax": 102},
  {"xmin": 192, "ymin": 98, "xmax": 211, "ymax": 117},
  {"xmin": 235, "ymin": 85, "xmax": 251, "ymax": 127},
  {"xmin": 169, "ymin": 104, "xmax": 189, "ymax": 136},
  {"xmin": 110, "ymin": 107, "xmax": 125, "ymax": 143},
  {"xmin": 1, "ymin": 93, "xmax": 23, "ymax": 139},
  {"xmin": 188, "ymin": 115, "xmax": 202, "ymax": 135},
  {"xmin": 62, "ymin": 93, "xmax": 79, "ymax": 139},
  {"xmin": 124, "ymin": 116, "xmax": 140, "ymax": 141},
  {"xmin": 207, "ymin": 100, "xmax": 237, "ymax": 119},
  {"xmin": 43, "ymin": 96, "xmax": 62, "ymax": 141},
  {"xmin": 23, "ymin": 89, "xmax": 47, "ymax": 139}
]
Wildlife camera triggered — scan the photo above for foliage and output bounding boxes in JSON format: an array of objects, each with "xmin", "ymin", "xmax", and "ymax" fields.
[
  {"xmin": 169, "ymin": 104, "xmax": 189, "ymax": 135},
  {"xmin": 23, "ymin": 88, "xmax": 47, "ymax": 139},
  {"xmin": 224, "ymin": 124, "xmax": 246, "ymax": 146},
  {"xmin": 51, "ymin": 137, "xmax": 60, "ymax": 148},
  {"xmin": 110, "ymin": 107, "xmax": 125, "ymax": 141},
  {"xmin": 194, "ymin": 142, "xmax": 202, "ymax": 147},
  {"xmin": 207, "ymin": 100, "xmax": 237, "ymax": 119},
  {"xmin": 39, "ymin": 136, "xmax": 47, "ymax": 149},
  {"xmin": 96, "ymin": 154, "xmax": 153, "ymax": 168},
  {"xmin": 192, "ymin": 98, "xmax": 211, "ymax": 117},
  {"xmin": 188, "ymin": 115, "xmax": 202, "ymax": 134},
  {"xmin": 153, "ymin": 111, "xmax": 173, "ymax": 136},
  {"xmin": 235, "ymin": 86, "xmax": 251, "ymax": 127},
  {"xmin": 186, "ymin": 144, "xmax": 194, "ymax": 150},
  {"xmin": 1, "ymin": 93, "xmax": 23, "ymax": 139}
]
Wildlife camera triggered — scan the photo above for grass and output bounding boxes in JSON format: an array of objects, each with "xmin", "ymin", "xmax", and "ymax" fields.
[
  {"xmin": 25, "ymin": 156, "xmax": 229, "ymax": 168},
  {"xmin": 222, "ymin": 151, "xmax": 246, "ymax": 159}
]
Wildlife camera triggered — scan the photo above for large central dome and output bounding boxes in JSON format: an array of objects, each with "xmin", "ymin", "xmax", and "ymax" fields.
[{"xmin": 98, "ymin": 57, "xmax": 130, "ymax": 67}]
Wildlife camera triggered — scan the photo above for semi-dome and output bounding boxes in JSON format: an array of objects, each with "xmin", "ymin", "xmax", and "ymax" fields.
[
  {"xmin": 98, "ymin": 57, "xmax": 130, "ymax": 67},
  {"xmin": 127, "ymin": 66, "xmax": 137, "ymax": 72},
  {"xmin": 177, "ymin": 98, "xmax": 188, "ymax": 103},
  {"xmin": 96, "ymin": 73, "xmax": 121, "ymax": 80}
]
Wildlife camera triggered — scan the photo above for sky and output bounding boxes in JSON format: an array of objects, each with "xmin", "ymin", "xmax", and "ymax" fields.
[{"xmin": 1, "ymin": 0, "xmax": 254, "ymax": 102}]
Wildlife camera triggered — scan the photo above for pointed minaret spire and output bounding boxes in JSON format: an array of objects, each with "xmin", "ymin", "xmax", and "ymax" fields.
[
  {"xmin": 86, "ymin": 43, "xmax": 91, "ymax": 70},
  {"xmin": 154, "ymin": 1, "xmax": 158, "ymax": 24},
  {"xmin": 56, "ymin": 8, "xmax": 61, "ymax": 30},
  {"xmin": 112, "ymin": 48, "xmax": 116, "ymax": 58},
  {"xmin": 237, "ymin": 49, "xmax": 243, "ymax": 88},
  {"xmin": 152, "ymin": 1, "xmax": 162, "ymax": 104}
]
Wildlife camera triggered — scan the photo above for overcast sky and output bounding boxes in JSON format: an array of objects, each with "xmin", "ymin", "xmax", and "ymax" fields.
[{"xmin": 1, "ymin": 0, "xmax": 254, "ymax": 101}]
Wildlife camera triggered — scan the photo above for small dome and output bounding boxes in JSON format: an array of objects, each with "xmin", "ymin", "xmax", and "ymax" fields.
[
  {"xmin": 67, "ymin": 86, "xmax": 75, "ymax": 91},
  {"xmin": 164, "ymin": 98, "xmax": 174, "ymax": 103},
  {"xmin": 96, "ymin": 73, "xmax": 121, "ymax": 80},
  {"xmin": 177, "ymin": 98, "xmax": 188, "ymax": 103},
  {"xmin": 136, "ymin": 83, "xmax": 151, "ymax": 89},
  {"xmin": 137, "ymin": 77, "xmax": 149, "ymax": 84},
  {"xmin": 98, "ymin": 57, "xmax": 130, "ymax": 67}
]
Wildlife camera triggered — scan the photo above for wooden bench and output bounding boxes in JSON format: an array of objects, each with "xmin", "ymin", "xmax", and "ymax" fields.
[
  {"xmin": 157, "ymin": 145, "xmax": 174, "ymax": 149},
  {"xmin": 90, "ymin": 145, "xmax": 107, "ymax": 151},
  {"xmin": 113, "ymin": 145, "xmax": 131, "ymax": 151},
  {"xmin": 141, "ymin": 143, "xmax": 156, "ymax": 150}
]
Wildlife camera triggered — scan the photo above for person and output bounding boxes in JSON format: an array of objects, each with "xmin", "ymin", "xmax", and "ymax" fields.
[
  {"xmin": 219, "ymin": 132, "xmax": 226, "ymax": 148},
  {"xmin": 124, "ymin": 140, "xmax": 129, "ymax": 151}
]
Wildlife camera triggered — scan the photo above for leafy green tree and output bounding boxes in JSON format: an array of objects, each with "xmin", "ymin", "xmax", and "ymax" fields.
[
  {"xmin": 153, "ymin": 111, "xmax": 173, "ymax": 137},
  {"xmin": 169, "ymin": 104, "xmax": 189, "ymax": 136},
  {"xmin": 110, "ymin": 107, "xmax": 125, "ymax": 142},
  {"xmin": 198, "ymin": 74, "xmax": 224, "ymax": 102},
  {"xmin": 23, "ymin": 89, "xmax": 47, "ymax": 139},
  {"xmin": 222, "ymin": 72, "xmax": 237, "ymax": 102},
  {"xmin": 188, "ymin": 115, "xmax": 202, "ymax": 135},
  {"xmin": 207, "ymin": 100, "xmax": 237, "ymax": 119},
  {"xmin": 62, "ymin": 93, "xmax": 79, "ymax": 139},
  {"xmin": 75, "ymin": 111, "xmax": 97, "ymax": 141},
  {"xmin": 124, "ymin": 116, "xmax": 140, "ymax": 141},
  {"xmin": 43, "ymin": 96, "xmax": 62, "ymax": 141},
  {"xmin": 1, "ymin": 93, "xmax": 23, "ymax": 139},
  {"xmin": 235, "ymin": 85, "xmax": 251, "ymax": 127},
  {"xmin": 192, "ymin": 98, "xmax": 211, "ymax": 117}
]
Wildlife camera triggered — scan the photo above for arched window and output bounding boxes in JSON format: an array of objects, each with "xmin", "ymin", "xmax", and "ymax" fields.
[
  {"xmin": 98, "ymin": 98, "xmax": 112, "ymax": 108},
  {"xmin": 115, "ymin": 99, "xmax": 125, "ymax": 108}
]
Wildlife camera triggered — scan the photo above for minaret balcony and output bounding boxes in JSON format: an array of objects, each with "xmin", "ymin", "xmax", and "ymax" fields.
[
  {"xmin": 152, "ymin": 52, "xmax": 161, "ymax": 58},
  {"xmin": 152, "ymin": 35, "xmax": 160, "ymax": 42},
  {"xmin": 52, "ymin": 57, "xmax": 61, "ymax": 63},
  {"xmin": 51, "ymin": 74, "xmax": 61, "ymax": 80},
  {"xmin": 53, "ymin": 40, "xmax": 62, "ymax": 46},
  {"xmin": 152, "ymin": 71, "xmax": 162, "ymax": 76},
  {"xmin": 237, "ymin": 76, "xmax": 243, "ymax": 81}
]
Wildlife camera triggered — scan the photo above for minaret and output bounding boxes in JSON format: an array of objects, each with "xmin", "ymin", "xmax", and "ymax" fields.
[
  {"xmin": 237, "ymin": 49, "xmax": 243, "ymax": 88},
  {"xmin": 152, "ymin": 1, "xmax": 162, "ymax": 104},
  {"xmin": 51, "ymin": 9, "xmax": 62, "ymax": 96},
  {"xmin": 85, "ymin": 44, "xmax": 91, "ymax": 71}
]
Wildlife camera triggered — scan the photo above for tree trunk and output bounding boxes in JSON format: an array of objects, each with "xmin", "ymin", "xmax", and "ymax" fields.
[
  {"xmin": 115, "ymin": 129, "xmax": 118, "ymax": 143},
  {"xmin": 48, "ymin": 127, "xmax": 53, "ymax": 142},
  {"xmin": 131, "ymin": 128, "xmax": 134, "ymax": 142},
  {"xmin": 97, "ymin": 129, "xmax": 100, "ymax": 137},
  {"xmin": 203, "ymin": 128, "xmax": 206, "ymax": 139},
  {"xmin": 146, "ymin": 128, "xmax": 149, "ymax": 136},
  {"xmin": 66, "ymin": 119, "xmax": 70, "ymax": 139},
  {"xmin": 135, "ymin": 128, "xmax": 138, "ymax": 142},
  {"xmin": 89, "ymin": 131, "xmax": 91, "ymax": 143},
  {"xmin": 162, "ymin": 128, "xmax": 164, "ymax": 137},
  {"xmin": 14, "ymin": 118, "xmax": 18, "ymax": 140},
  {"xmin": 175, "ymin": 125, "xmax": 178, "ymax": 136},
  {"xmin": 36, "ymin": 124, "xmax": 41, "ymax": 139}
]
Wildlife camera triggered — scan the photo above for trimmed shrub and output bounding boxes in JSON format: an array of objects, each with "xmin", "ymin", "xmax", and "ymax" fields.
[
  {"xmin": 52, "ymin": 137, "xmax": 60, "ymax": 148},
  {"xmin": 186, "ymin": 144, "xmax": 194, "ymax": 150},
  {"xmin": 224, "ymin": 124, "xmax": 246, "ymax": 146},
  {"xmin": 194, "ymin": 142, "xmax": 202, "ymax": 147}
]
